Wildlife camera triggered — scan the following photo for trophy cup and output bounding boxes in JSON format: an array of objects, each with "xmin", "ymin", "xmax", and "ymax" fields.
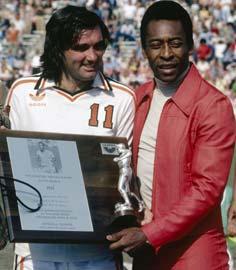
[{"xmin": 111, "ymin": 143, "xmax": 144, "ymax": 230}]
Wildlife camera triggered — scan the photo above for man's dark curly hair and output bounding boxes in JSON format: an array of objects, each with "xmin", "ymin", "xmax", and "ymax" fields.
[
  {"xmin": 40, "ymin": 5, "xmax": 110, "ymax": 84},
  {"xmin": 140, "ymin": 1, "xmax": 194, "ymax": 50}
]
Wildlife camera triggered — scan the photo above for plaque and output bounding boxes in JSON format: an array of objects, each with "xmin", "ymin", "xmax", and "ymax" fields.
[{"xmin": 0, "ymin": 130, "xmax": 129, "ymax": 243}]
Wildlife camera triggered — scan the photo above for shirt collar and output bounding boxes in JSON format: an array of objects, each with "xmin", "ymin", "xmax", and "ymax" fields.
[
  {"xmin": 36, "ymin": 72, "xmax": 112, "ymax": 94},
  {"xmin": 171, "ymin": 63, "xmax": 202, "ymax": 116},
  {"xmin": 154, "ymin": 63, "xmax": 190, "ymax": 95},
  {"xmin": 92, "ymin": 72, "xmax": 112, "ymax": 91},
  {"xmin": 137, "ymin": 63, "xmax": 203, "ymax": 116}
]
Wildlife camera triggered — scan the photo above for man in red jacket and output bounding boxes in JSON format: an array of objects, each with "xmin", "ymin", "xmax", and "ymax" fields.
[{"xmin": 107, "ymin": 1, "xmax": 236, "ymax": 269}]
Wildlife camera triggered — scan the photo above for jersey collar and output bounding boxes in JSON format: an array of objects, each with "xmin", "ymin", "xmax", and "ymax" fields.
[
  {"xmin": 92, "ymin": 72, "xmax": 112, "ymax": 92},
  {"xmin": 35, "ymin": 72, "xmax": 112, "ymax": 95}
]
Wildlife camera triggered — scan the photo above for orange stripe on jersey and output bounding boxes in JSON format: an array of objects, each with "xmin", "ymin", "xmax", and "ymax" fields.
[
  {"xmin": 19, "ymin": 256, "xmax": 25, "ymax": 270},
  {"xmin": 55, "ymin": 90, "xmax": 86, "ymax": 102},
  {"xmin": 6, "ymin": 79, "xmax": 39, "ymax": 105},
  {"xmin": 109, "ymin": 82, "xmax": 137, "ymax": 105},
  {"xmin": 56, "ymin": 83, "xmax": 137, "ymax": 107},
  {"xmin": 40, "ymin": 78, "xmax": 47, "ymax": 89},
  {"xmin": 99, "ymin": 73, "xmax": 110, "ymax": 91}
]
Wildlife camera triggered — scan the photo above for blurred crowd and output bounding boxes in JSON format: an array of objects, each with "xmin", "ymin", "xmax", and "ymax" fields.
[{"xmin": 0, "ymin": 0, "xmax": 236, "ymax": 113}]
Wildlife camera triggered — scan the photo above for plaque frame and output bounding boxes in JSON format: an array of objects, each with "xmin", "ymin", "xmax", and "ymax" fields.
[{"xmin": 0, "ymin": 130, "xmax": 127, "ymax": 243}]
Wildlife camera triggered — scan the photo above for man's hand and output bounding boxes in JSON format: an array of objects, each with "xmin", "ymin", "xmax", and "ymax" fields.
[
  {"xmin": 227, "ymin": 200, "xmax": 236, "ymax": 236},
  {"xmin": 141, "ymin": 207, "xmax": 153, "ymax": 225},
  {"xmin": 0, "ymin": 112, "xmax": 10, "ymax": 129},
  {"xmin": 106, "ymin": 227, "xmax": 147, "ymax": 252}
]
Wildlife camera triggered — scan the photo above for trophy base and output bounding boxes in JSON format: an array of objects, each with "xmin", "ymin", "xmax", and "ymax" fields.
[
  {"xmin": 107, "ymin": 203, "xmax": 139, "ymax": 234},
  {"xmin": 114, "ymin": 202, "xmax": 134, "ymax": 216},
  {"xmin": 108, "ymin": 214, "xmax": 139, "ymax": 235},
  {"xmin": 111, "ymin": 213, "xmax": 138, "ymax": 229}
]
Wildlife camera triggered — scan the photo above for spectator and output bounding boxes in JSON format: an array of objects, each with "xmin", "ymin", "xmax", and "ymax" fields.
[{"xmin": 196, "ymin": 38, "xmax": 213, "ymax": 61}]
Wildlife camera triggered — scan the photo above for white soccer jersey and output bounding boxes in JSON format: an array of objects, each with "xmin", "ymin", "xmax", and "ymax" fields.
[
  {"xmin": 5, "ymin": 72, "xmax": 135, "ymax": 262},
  {"xmin": 6, "ymin": 72, "xmax": 135, "ymax": 145}
]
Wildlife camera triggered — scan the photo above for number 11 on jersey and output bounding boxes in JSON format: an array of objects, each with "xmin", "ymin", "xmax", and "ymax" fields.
[{"xmin": 89, "ymin": 103, "xmax": 114, "ymax": 129}]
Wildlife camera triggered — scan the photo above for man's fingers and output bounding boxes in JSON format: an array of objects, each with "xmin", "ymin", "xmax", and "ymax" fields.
[
  {"xmin": 141, "ymin": 214, "xmax": 152, "ymax": 225},
  {"xmin": 107, "ymin": 227, "xmax": 147, "ymax": 253},
  {"xmin": 109, "ymin": 238, "xmax": 126, "ymax": 250},
  {"xmin": 141, "ymin": 208, "xmax": 153, "ymax": 225},
  {"xmin": 108, "ymin": 233, "xmax": 136, "ymax": 251},
  {"xmin": 106, "ymin": 231, "xmax": 125, "ymax": 242},
  {"xmin": 107, "ymin": 229, "xmax": 136, "ymax": 250}
]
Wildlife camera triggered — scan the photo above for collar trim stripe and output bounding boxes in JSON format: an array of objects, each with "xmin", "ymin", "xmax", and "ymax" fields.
[
  {"xmin": 55, "ymin": 90, "xmax": 86, "ymax": 102},
  {"xmin": 98, "ymin": 72, "xmax": 112, "ymax": 91},
  {"xmin": 40, "ymin": 78, "xmax": 47, "ymax": 89}
]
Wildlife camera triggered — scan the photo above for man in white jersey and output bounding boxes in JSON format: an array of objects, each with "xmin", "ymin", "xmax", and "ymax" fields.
[
  {"xmin": 36, "ymin": 141, "xmax": 57, "ymax": 173},
  {"xmin": 5, "ymin": 6, "xmax": 135, "ymax": 270}
]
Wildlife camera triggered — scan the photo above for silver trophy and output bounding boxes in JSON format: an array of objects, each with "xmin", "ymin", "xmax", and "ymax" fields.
[{"xmin": 112, "ymin": 144, "xmax": 144, "ymax": 227}]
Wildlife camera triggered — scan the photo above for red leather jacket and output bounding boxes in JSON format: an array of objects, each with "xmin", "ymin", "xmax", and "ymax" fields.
[{"xmin": 132, "ymin": 64, "xmax": 236, "ymax": 269}]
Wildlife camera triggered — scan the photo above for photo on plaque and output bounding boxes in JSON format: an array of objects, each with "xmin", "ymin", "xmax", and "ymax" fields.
[{"xmin": 27, "ymin": 139, "xmax": 62, "ymax": 174}]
